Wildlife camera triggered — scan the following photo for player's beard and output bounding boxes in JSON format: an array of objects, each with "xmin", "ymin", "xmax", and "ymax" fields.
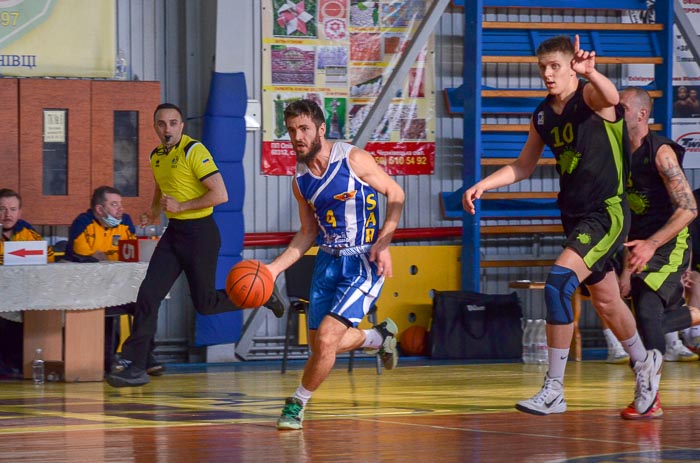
[{"xmin": 295, "ymin": 133, "xmax": 322, "ymax": 164}]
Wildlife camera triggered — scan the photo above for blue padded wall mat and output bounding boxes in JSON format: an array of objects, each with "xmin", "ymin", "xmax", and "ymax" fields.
[
  {"xmin": 216, "ymin": 163, "xmax": 245, "ymax": 211},
  {"xmin": 195, "ymin": 71, "xmax": 248, "ymax": 347},
  {"xmin": 202, "ymin": 116, "xmax": 247, "ymax": 163},
  {"xmin": 204, "ymin": 72, "xmax": 247, "ymax": 117}
]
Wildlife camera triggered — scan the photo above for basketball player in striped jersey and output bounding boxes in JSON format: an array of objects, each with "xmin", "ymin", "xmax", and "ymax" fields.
[
  {"xmin": 463, "ymin": 35, "xmax": 662, "ymax": 417},
  {"xmin": 267, "ymin": 99, "xmax": 405, "ymax": 430}
]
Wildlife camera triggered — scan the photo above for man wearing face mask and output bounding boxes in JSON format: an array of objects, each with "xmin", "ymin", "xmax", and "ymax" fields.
[
  {"xmin": 66, "ymin": 185, "xmax": 136, "ymax": 262},
  {"xmin": 65, "ymin": 186, "xmax": 159, "ymax": 375}
]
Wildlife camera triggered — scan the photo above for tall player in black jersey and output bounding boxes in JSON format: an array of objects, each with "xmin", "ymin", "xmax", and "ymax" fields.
[
  {"xmin": 617, "ymin": 87, "xmax": 700, "ymax": 419},
  {"xmin": 463, "ymin": 35, "xmax": 662, "ymax": 416}
]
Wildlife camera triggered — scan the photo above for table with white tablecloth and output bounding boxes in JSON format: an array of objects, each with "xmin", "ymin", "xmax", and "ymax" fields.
[{"xmin": 0, "ymin": 261, "xmax": 149, "ymax": 381}]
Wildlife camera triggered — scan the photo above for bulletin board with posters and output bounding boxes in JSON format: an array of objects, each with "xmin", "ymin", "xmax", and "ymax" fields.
[
  {"xmin": 623, "ymin": 1, "xmax": 700, "ymax": 167},
  {"xmin": 261, "ymin": 0, "xmax": 436, "ymax": 176}
]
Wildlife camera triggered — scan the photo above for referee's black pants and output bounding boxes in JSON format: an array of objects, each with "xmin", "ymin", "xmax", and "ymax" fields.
[{"xmin": 121, "ymin": 215, "xmax": 240, "ymax": 370}]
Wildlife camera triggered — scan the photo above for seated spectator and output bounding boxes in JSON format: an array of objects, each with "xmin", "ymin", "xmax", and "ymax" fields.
[
  {"xmin": 65, "ymin": 185, "xmax": 137, "ymax": 262},
  {"xmin": 65, "ymin": 186, "xmax": 164, "ymax": 376},
  {"xmin": 0, "ymin": 188, "xmax": 55, "ymax": 375},
  {"xmin": 1, "ymin": 188, "xmax": 55, "ymax": 264}
]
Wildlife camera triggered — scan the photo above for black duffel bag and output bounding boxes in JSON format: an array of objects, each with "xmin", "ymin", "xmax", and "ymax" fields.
[{"xmin": 429, "ymin": 290, "xmax": 523, "ymax": 360}]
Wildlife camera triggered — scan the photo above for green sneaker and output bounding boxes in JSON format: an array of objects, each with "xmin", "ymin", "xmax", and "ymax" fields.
[
  {"xmin": 365, "ymin": 318, "xmax": 399, "ymax": 370},
  {"xmin": 276, "ymin": 397, "xmax": 305, "ymax": 430}
]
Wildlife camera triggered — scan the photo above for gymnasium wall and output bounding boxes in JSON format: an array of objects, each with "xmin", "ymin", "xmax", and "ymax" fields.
[{"xmin": 106, "ymin": 1, "xmax": 700, "ymax": 353}]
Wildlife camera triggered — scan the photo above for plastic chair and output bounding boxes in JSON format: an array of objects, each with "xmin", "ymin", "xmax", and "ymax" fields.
[{"xmin": 280, "ymin": 254, "xmax": 382, "ymax": 374}]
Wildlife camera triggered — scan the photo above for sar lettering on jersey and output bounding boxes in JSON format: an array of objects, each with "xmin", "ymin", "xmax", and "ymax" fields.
[{"xmin": 333, "ymin": 190, "xmax": 357, "ymax": 201}]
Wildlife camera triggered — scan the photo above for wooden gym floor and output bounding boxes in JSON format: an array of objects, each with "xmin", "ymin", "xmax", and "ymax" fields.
[{"xmin": 1, "ymin": 356, "xmax": 700, "ymax": 462}]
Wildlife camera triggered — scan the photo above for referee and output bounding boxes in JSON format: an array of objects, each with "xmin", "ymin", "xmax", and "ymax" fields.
[{"xmin": 107, "ymin": 103, "xmax": 284, "ymax": 387}]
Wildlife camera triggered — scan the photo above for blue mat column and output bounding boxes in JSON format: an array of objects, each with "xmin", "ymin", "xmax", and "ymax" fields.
[{"xmin": 195, "ymin": 72, "xmax": 247, "ymax": 346}]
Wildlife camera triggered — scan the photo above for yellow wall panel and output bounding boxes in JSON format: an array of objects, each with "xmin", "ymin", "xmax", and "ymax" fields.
[{"xmin": 361, "ymin": 245, "xmax": 462, "ymax": 341}]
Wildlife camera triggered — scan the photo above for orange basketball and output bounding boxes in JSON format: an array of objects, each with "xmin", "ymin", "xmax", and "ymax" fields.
[
  {"xmin": 226, "ymin": 259, "xmax": 274, "ymax": 309},
  {"xmin": 400, "ymin": 325, "xmax": 428, "ymax": 356}
]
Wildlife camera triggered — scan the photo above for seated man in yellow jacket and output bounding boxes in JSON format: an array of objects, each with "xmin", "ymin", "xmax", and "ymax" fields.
[
  {"xmin": 0, "ymin": 188, "xmax": 55, "ymax": 264},
  {"xmin": 66, "ymin": 185, "xmax": 137, "ymax": 262},
  {"xmin": 66, "ymin": 186, "xmax": 164, "ymax": 376},
  {"xmin": 0, "ymin": 188, "xmax": 55, "ymax": 375}
]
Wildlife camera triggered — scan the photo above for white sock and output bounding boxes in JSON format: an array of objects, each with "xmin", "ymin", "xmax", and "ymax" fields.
[
  {"xmin": 361, "ymin": 328, "xmax": 383, "ymax": 349},
  {"xmin": 664, "ymin": 331, "xmax": 680, "ymax": 346},
  {"xmin": 620, "ymin": 332, "xmax": 647, "ymax": 364},
  {"xmin": 547, "ymin": 347, "xmax": 569, "ymax": 380},
  {"xmin": 293, "ymin": 384, "xmax": 313, "ymax": 406},
  {"xmin": 602, "ymin": 328, "xmax": 618, "ymax": 348}
]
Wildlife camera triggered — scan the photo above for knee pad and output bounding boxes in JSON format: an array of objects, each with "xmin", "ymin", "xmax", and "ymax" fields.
[{"xmin": 545, "ymin": 265, "xmax": 579, "ymax": 325}]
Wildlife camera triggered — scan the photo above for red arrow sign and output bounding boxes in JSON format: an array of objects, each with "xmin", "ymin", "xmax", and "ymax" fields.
[{"xmin": 9, "ymin": 248, "xmax": 45, "ymax": 258}]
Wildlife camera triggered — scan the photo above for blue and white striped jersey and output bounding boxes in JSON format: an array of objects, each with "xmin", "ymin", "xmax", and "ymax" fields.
[{"xmin": 295, "ymin": 142, "xmax": 380, "ymax": 248}]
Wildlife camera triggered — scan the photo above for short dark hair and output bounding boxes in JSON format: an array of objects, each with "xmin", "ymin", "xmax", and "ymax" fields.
[
  {"xmin": 154, "ymin": 103, "xmax": 184, "ymax": 122},
  {"xmin": 621, "ymin": 86, "xmax": 653, "ymax": 114},
  {"xmin": 91, "ymin": 186, "xmax": 122, "ymax": 210},
  {"xmin": 0, "ymin": 188, "xmax": 21, "ymax": 208},
  {"xmin": 536, "ymin": 35, "xmax": 575, "ymax": 57},
  {"xmin": 283, "ymin": 99, "xmax": 326, "ymax": 129}
]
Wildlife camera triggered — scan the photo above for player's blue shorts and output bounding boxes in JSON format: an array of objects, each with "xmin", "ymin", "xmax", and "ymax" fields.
[{"xmin": 307, "ymin": 248, "xmax": 384, "ymax": 330}]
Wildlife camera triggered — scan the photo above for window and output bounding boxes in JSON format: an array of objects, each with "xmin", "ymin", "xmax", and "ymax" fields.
[
  {"xmin": 114, "ymin": 110, "xmax": 139, "ymax": 196},
  {"xmin": 42, "ymin": 109, "xmax": 68, "ymax": 196}
]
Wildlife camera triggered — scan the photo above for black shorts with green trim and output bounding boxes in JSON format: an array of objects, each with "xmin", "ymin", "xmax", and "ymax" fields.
[
  {"xmin": 632, "ymin": 230, "xmax": 690, "ymax": 306},
  {"xmin": 561, "ymin": 196, "xmax": 630, "ymax": 284}
]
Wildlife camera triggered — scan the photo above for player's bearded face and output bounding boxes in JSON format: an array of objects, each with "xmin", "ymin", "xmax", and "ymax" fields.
[
  {"xmin": 286, "ymin": 114, "xmax": 324, "ymax": 163},
  {"xmin": 295, "ymin": 131, "xmax": 322, "ymax": 163}
]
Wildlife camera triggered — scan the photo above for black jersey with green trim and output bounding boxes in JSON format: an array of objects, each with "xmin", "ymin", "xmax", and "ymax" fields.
[
  {"xmin": 626, "ymin": 132, "xmax": 685, "ymax": 241},
  {"xmin": 533, "ymin": 79, "xmax": 629, "ymax": 219}
]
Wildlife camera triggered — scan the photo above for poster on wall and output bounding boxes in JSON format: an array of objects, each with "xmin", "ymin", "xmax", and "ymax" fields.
[
  {"xmin": 261, "ymin": 0, "xmax": 436, "ymax": 175},
  {"xmin": 671, "ymin": 1, "xmax": 700, "ymax": 167},
  {"xmin": 623, "ymin": 0, "xmax": 700, "ymax": 168},
  {"xmin": 0, "ymin": 0, "xmax": 115, "ymax": 78}
]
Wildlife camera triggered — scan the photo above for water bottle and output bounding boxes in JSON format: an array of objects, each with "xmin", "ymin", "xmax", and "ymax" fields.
[
  {"xmin": 529, "ymin": 320, "xmax": 540, "ymax": 364},
  {"xmin": 114, "ymin": 49, "xmax": 128, "ymax": 80},
  {"xmin": 522, "ymin": 319, "xmax": 534, "ymax": 364},
  {"xmin": 32, "ymin": 348, "xmax": 45, "ymax": 384},
  {"xmin": 535, "ymin": 320, "xmax": 549, "ymax": 364}
]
